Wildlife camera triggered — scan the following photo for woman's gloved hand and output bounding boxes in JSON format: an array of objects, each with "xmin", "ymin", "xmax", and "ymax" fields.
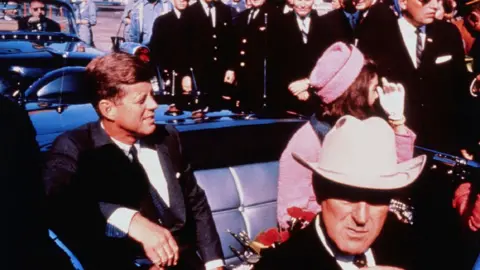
[{"xmin": 376, "ymin": 77, "xmax": 405, "ymax": 121}]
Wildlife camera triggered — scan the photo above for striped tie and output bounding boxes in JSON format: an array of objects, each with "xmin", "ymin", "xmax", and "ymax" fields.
[
  {"xmin": 301, "ymin": 19, "xmax": 308, "ymax": 44},
  {"xmin": 415, "ymin": 28, "xmax": 423, "ymax": 68}
]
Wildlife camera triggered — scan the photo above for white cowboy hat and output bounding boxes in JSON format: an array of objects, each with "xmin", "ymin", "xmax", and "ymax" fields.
[{"xmin": 293, "ymin": 115, "xmax": 427, "ymax": 190}]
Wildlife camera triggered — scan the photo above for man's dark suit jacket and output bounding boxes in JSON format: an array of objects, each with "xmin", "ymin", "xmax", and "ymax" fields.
[
  {"xmin": 18, "ymin": 16, "xmax": 61, "ymax": 32},
  {"xmin": 182, "ymin": 1, "xmax": 234, "ymax": 106},
  {"xmin": 361, "ymin": 19, "xmax": 470, "ymax": 153},
  {"xmin": 317, "ymin": 3, "xmax": 398, "ymax": 52},
  {"xmin": 149, "ymin": 11, "xmax": 188, "ymax": 80},
  {"xmin": 43, "ymin": 121, "xmax": 223, "ymax": 269},
  {"xmin": 269, "ymin": 11, "xmax": 325, "ymax": 115},
  {"xmin": 254, "ymin": 214, "xmax": 416, "ymax": 270}
]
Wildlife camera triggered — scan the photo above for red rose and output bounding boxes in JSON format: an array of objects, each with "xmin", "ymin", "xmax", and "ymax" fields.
[
  {"xmin": 302, "ymin": 211, "xmax": 316, "ymax": 222},
  {"xmin": 287, "ymin": 207, "xmax": 304, "ymax": 219},
  {"xmin": 256, "ymin": 228, "xmax": 281, "ymax": 246}
]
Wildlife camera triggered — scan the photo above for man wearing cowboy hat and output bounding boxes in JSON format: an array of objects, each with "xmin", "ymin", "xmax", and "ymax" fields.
[{"xmin": 254, "ymin": 115, "xmax": 426, "ymax": 269}]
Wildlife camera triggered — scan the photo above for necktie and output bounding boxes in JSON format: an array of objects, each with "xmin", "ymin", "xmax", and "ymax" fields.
[
  {"xmin": 353, "ymin": 253, "xmax": 367, "ymax": 268},
  {"xmin": 350, "ymin": 14, "xmax": 357, "ymax": 29},
  {"xmin": 300, "ymin": 19, "xmax": 308, "ymax": 44},
  {"xmin": 207, "ymin": 2, "xmax": 215, "ymax": 27},
  {"xmin": 415, "ymin": 27, "xmax": 423, "ymax": 68},
  {"xmin": 129, "ymin": 145, "xmax": 175, "ymax": 228}
]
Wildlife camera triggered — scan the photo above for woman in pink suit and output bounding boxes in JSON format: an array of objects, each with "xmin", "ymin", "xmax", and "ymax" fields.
[{"xmin": 277, "ymin": 42, "xmax": 417, "ymax": 228}]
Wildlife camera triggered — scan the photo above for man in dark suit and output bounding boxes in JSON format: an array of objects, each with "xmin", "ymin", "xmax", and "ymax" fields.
[
  {"xmin": 149, "ymin": 0, "xmax": 193, "ymax": 109},
  {"xmin": 182, "ymin": 0, "xmax": 236, "ymax": 111},
  {"xmin": 233, "ymin": 0, "xmax": 281, "ymax": 112},
  {"xmin": 254, "ymin": 116, "xmax": 427, "ymax": 269},
  {"xmin": 43, "ymin": 53, "xmax": 224, "ymax": 270},
  {"xmin": 18, "ymin": 0, "xmax": 61, "ymax": 32},
  {"xmin": 317, "ymin": 0, "xmax": 398, "ymax": 51},
  {"xmin": 360, "ymin": 0, "xmax": 470, "ymax": 154},
  {"xmin": 269, "ymin": 0, "xmax": 325, "ymax": 115}
]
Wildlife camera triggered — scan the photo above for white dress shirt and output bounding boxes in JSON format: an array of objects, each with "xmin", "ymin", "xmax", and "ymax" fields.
[
  {"xmin": 315, "ymin": 216, "xmax": 376, "ymax": 269},
  {"xmin": 99, "ymin": 125, "xmax": 223, "ymax": 269},
  {"xmin": 247, "ymin": 7, "xmax": 260, "ymax": 24},
  {"xmin": 398, "ymin": 17, "xmax": 426, "ymax": 69},
  {"xmin": 200, "ymin": 0, "xmax": 216, "ymax": 27},
  {"xmin": 173, "ymin": 6, "xmax": 181, "ymax": 18}
]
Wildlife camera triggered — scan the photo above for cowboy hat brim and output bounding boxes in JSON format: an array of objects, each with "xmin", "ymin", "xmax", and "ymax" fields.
[{"xmin": 292, "ymin": 153, "xmax": 427, "ymax": 190}]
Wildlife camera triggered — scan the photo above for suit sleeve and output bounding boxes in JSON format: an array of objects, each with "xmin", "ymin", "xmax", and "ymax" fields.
[{"xmin": 167, "ymin": 126, "xmax": 224, "ymax": 262}]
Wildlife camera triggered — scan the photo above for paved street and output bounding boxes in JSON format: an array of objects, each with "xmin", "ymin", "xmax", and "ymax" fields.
[{"xmin": 92, "ymin": 8, "xmax": 125, "ymax": 52}]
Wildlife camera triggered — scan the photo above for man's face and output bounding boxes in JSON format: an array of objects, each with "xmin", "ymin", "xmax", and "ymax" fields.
[
  {"xmin": 108, "ymin": 82, "xmax": 158, "ymax": 138},
  {"xmin": 294, "ymin": 0, "xmax": 313, "ymax": 17},
  {"xmin": 173, "ymin": 0, "xmax": 188, "ymax": 10},
  {"xmin": 321, "ymin": 197, "xmax": 389, "ymax": 255},
  {"xmin": 30, "ymin": 0, "xmax": 46, "ymax": 18},
  {"xmin": 400, "ymin": 0, "xmax": 439, "ymax": 27},
  {"xmin": 5, "ymin": 1, "xmax": 18, "ymax": 16},
  {"xmin": 251, "ymin": 0, "xmax": 265, "ymax": 8}
]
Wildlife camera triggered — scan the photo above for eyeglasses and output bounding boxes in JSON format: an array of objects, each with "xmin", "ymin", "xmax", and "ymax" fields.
[{"xmin": 32, "ymin": 6, "xmax": 46, "ymax": 11}]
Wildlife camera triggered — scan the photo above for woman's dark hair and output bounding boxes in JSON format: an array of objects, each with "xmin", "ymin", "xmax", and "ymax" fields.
[{"xmin": 315, "ymin": 59, "xmax": 378, "ymax": 124}]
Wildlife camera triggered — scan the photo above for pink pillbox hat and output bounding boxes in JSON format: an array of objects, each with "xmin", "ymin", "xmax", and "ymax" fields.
[{"xmin": 309, "ymin": 42, "xmax": 365, "ymax": 104}]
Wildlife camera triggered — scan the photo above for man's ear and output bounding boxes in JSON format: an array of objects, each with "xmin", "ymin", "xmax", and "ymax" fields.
[{"xmin": 98, "ymin": 99, "xmax": 117, "ymax": 121}]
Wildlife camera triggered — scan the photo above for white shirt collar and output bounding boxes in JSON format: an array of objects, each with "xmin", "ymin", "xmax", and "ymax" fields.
[
  {"xmin": 100, "ymin": 122, "xmax": 141, "ymax": 156},
  {"xmin": 397, "ymin": 16, "xmax": 426, "ymax": 68},
  {"xmin": 173, "ymin": 7, "xmax": 181, "ymax": 18},
  {"xmin": 200, "ymin": 0, "xmax": 214, "ymax": 13},
  {"xmin": 295, "ymin": 13, "xmax": 311, "ymax": 32},
  {"xmin": 315, "ymin": 215, "xmax": 376, "ymax": 269}
]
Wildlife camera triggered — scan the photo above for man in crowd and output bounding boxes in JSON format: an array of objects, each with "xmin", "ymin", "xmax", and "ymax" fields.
[
  {"xmin": 361, "ymin": 0, "xmax": 470, "ymax": 154},
  {"xmin": 233, "ymin": 0, "xmax": 280, "ymax": 112},
  {"xmin": 182, "ymin": 0, "xmax": 236, "ymax": 110},
  {"xmin": 43, "ymin": 53, "xmax": 224, "ymax": 269},
  {"xmin": 2, "ymin": 0, "xmax": 20, "ymax": 20},
  {"xmin": 254, "ymin": 115, "xmax": 427, "ymax": 269},
  {"xmin": 149, "ymin": 0, "xmax": 192, "ymax": 108},
  {"xmin": 18, "ymin": 0, "xmax": 60, "ymax": 32},
  {"xmin": 123, "ymin": 0, "xmax": 172, "ymax": 44},
  {"xmin": 269, "ymin": 0, "xmax": 325, "ymax": 115}
]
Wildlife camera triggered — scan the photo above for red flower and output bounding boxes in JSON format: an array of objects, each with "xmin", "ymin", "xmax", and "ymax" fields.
[
  {"xmin": 287, "ymin": 207, "xmax": 316, "ymax": 222},
  {"xmin": 287, "ymin": 207, "xmax": 304, "ymax": 220},
  {"xmin": 256, "ymin": 228, "xmax": 285, "ymax": 246}
]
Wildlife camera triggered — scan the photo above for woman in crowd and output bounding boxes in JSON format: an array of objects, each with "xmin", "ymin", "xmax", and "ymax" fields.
[
  {"xmin": 74, "ymin": 0, "xmax": 97, "ymax": 46},
  {"xmin": 277, "ymin": 42, "xmax": 416, "ymax": 227}
]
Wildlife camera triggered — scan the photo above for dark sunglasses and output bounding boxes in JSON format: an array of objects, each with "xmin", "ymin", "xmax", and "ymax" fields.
[{"xmin": 32, "ymin": 6, "xmax": 46, "ymax": 11}]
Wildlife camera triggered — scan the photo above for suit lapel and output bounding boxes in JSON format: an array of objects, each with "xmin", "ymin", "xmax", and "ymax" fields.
[
  {"xmin": 155, "ymin": 143, "xmax": 186, "ymax": 224},
  {"xmin": 393, "ymin": 22, "xmax": 416, "ymax": 71}
]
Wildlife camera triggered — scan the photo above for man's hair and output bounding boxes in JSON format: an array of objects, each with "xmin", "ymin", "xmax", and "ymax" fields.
[
  {"xmin": 317, "ymin": 59, "xmax": 378, "ymax": 123},
  {"xmin": 85, "ymin": 52, "xmax": 154, "ymax": 107}
]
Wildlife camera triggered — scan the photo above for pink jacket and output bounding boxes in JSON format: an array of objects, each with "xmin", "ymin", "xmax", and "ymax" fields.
[{"xmin": 277, "ymin": 122, "xmax": 417, "ymax": 228}]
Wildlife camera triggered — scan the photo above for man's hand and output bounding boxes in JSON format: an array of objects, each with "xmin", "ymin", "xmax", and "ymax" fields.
[
  {"xmin": 460, "ymin": 149, "xmax": 474, "ymax": 160},
  {"xmin": 128, "ymin": 213, "xmax": 179, "ymax": 267},
  {"xmin": 28, "ymin": 16, "xmax": 40, "ymax": 23},
  {"xmin": 224, "ymin": 70, "xmax": 235, "ymax": 84},
  {"xmin": 297, "ymin": 91, "xmax": 310, "ymax": 101},
  {"xmin": 124, "ymin": 17, "xmax": 131, "ymax": 25},
  {"xmin": 182, "ymin": 76, "xmax": 192, "ymax": 93},
  {"xmin": 288, "ymin": 78, "xmax": 310, "ymax": 96}
]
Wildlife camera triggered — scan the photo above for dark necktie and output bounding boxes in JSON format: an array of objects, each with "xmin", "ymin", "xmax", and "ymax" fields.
[
  {"xmin": 300, "ymin": 18, "xmax": 308, "ymax": 43},
  {"xmin": 415, "ymin": 27, "xmax": 424, "ymax": 68},
  {"xmin": 129, "ymin": 145, "xmax": 175, "ymax": 228},
  {"xmin": 353, "ymin": 253, "xmax": 367, "ymax": 268}
]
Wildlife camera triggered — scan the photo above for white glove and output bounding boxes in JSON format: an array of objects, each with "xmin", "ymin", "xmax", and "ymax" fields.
[{"xmin": 376, "ymin": 78, "xmax": 405, "ymax": 121}]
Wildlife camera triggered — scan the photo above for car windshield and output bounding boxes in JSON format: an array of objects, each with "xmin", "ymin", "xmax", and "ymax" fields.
[{"xmin": 0, "ymin": 0, "xmax": 76, "ymax": 34}]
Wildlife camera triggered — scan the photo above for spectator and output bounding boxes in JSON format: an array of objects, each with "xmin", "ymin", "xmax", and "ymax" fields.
[
  {"xmin": 74, "ymin": 0, "xmax": 97, "ymax": 46},
  {"xmin": 18, "ymin": 0, "xmax": 60, "ymax": 32},
  {"xmin": 2, "ymin": 0, "xmax": 20, "ymax": 20}
]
